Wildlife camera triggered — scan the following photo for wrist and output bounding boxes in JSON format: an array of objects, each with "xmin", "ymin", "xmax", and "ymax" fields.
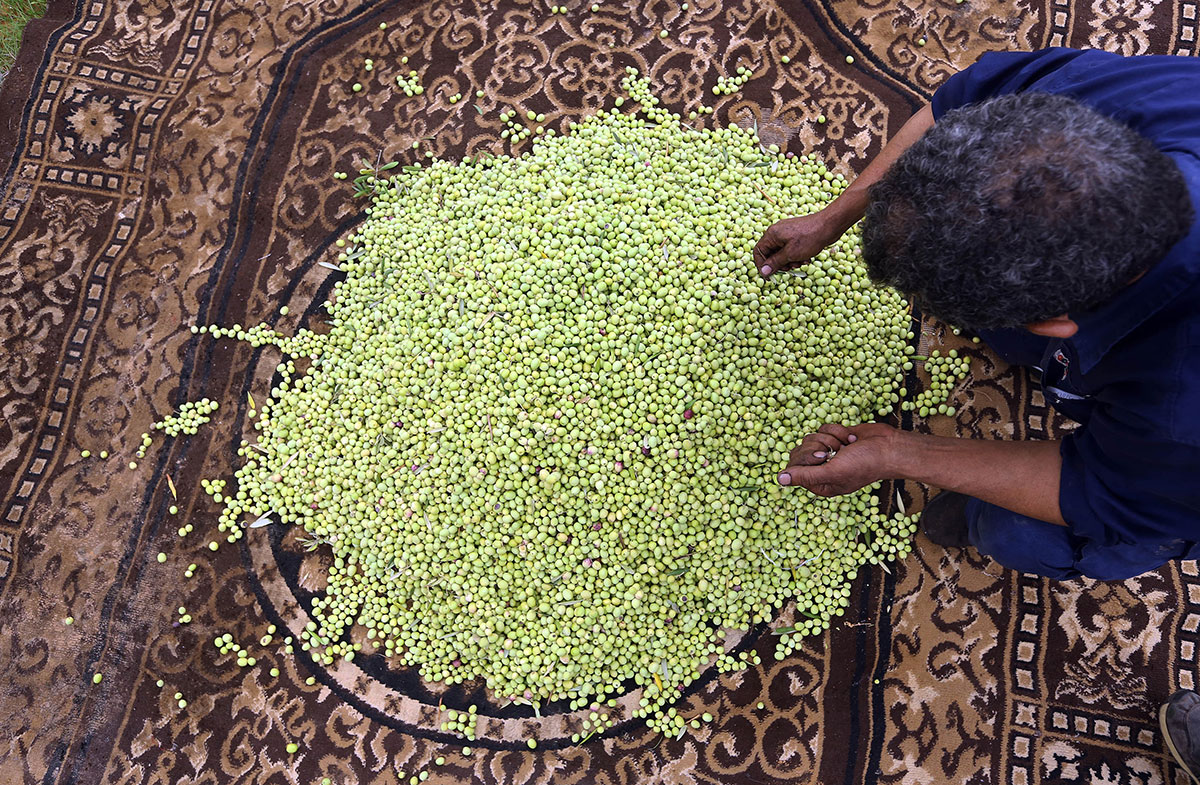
[
  {"xmin": 822, "ymin": 187, "xmax": 869, "ymax": 235},
  {"xmin": 880, "ymin": 428, "xmax": 925, "ymax": 481}
]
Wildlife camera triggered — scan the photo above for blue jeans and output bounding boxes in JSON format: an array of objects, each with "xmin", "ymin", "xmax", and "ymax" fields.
[{"xmin": 967, "ymin": 498, "xmax": 1199, "ymax": 580}]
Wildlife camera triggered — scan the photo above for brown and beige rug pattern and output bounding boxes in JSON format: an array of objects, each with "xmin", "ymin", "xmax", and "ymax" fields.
[{"xmin": 1, "ymin": 0, "xmax": 1198, "ymax": 782}]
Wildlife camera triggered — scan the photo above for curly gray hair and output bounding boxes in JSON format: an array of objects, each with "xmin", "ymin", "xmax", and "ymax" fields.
[{"xmin": 862, "ymin": 92, "xmax": 1194, "ymax": 329}]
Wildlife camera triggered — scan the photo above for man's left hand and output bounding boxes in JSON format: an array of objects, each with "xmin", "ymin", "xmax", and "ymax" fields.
[{"xmin": 778, "ymin": 423, "xmax": 901, "ymax": 496}]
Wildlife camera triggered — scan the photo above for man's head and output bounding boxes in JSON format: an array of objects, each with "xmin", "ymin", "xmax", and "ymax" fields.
[{"xmin": 861, "ymin": 92, "xmax": 1194, "ymax": 331}]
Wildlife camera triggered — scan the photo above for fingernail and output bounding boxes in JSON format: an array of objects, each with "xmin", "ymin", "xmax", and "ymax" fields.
[
  {"xmin": 812, "ymin": 451, "xmax": 826, "ymax": 459},
  {"xmin": 760, "ymin": 265, "xmax": 770, "ymax": 277},
  {"xmin": 777, "ymin": 473, "xmax": 790, "ymax": 486},
  {"xmin": 847, "ymin": 435, "xmax": 857, "ymax": 443}
]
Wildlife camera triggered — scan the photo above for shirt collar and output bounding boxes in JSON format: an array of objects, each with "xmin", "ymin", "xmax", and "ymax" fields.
[{"xmin": 1068, "ymin": 155, "xmax": 1200, "ymax": 374}]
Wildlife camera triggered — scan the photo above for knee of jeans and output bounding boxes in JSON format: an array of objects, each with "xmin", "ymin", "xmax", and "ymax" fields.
[
  {"xmin": 969, "ymin": 524, "xmax": 1019, "ymax": 566},
  {"xmin": 965, "ymin": 499, "xmax": 1009, "ymax": 555},
  {"xmin": 966, "ymin": 499, "xmax": 1078, "ymax": 579}
]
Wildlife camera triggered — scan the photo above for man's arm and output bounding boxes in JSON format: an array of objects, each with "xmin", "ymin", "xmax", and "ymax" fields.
[
  {"xmin": 777, "ymin": 423, "xmax": 1067, "ymax": 526},
  {"xmin": 818, "ymin": 104, "xmax": 936, "ymax": 238},
  {"xmin": 754, "ymin": 104, "xmax": 935, "ymax": 277},
  {"xmin": 890, "ymin": 429, "xmax": 1066, "ymax": 525}
]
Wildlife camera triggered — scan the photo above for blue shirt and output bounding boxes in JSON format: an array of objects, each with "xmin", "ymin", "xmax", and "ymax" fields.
[{"xmin": 929, "ymin": 48, "xmax": 1200, "ymax": 549}]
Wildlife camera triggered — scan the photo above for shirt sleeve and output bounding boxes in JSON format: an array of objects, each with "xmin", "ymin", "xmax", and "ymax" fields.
[
  {"xmin": 930, "ymin": 48, "xmax": 1091, "ymax": 120},
  {"xmin": 930, "ymin": 49, "xmax": 1200, "ymax": 159},
  {"xmin": 1059, "ymin": 412, "xmax": 1200, "ymax": 547}
]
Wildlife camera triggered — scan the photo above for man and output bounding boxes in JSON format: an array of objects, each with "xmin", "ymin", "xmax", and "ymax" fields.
[{"xmin": 752, "ymin": 48, "xmax": 1200, "ymax": 778}]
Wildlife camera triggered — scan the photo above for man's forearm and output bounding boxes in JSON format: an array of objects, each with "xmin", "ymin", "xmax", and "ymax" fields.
[
  {"xmin": 886, "ymin": 432, "xmax": 1067, "ymax": 526},
  {"xmin": 821, "ymin": 104, "xmax": 936, "ymax": 234}
]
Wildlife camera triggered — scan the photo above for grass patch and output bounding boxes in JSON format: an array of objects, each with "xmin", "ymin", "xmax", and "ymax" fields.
[{"xmin": 0, "ymin": 0, "xmax": 47, "ymax": 84}]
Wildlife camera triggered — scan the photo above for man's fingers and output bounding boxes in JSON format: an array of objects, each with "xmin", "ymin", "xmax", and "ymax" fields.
[
  {"xmin": 752, "ymin": 244, "xmax": 767, "ymax": 270},
  {"xmin": 761, "ymin": 248, "xmax": 789, "ymax": 278},
  {"xmin": 758, "ymin": 250, "xmax": 782, "ymax": 278},
  {"xmin": 776, "ymin": 242, "xmax": 812, "ymax": 271},
  {"xmin": 756, "ymin": 225, "xmax": 791, "ymax": 277},
  {"xmin": 787, "ymin": 433, "xmax": 843, "ymax": 465},
  {"xmin": 789, "ymin": 448, "xmax": 828, "ymax": 466},
  {"xmin": 777, "ymin": 464, "xmax": 817, "ymax": 488},
  {"xmin": 777, "ymin": 465, "xmax": 838, "ymax": 496},
  {"xmin": 754, "ymin": 233, "xmax": 778, "ymax": 257},
  {"xmin": 753, "ymin": 230, "xmax": 780, "ymax": 275},
  {"xmin": 817, "ymin": 423, "xmax": 856, "ymax": 444},
  {"xmin": 807, "ymin": 433, "xmax": 843, "ymax": 453},
  {"xmin": 763, "ymin": 240, "xmax": 806, "ymax": 277}
]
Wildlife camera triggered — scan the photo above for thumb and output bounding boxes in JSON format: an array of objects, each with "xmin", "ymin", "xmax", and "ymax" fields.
[
  {"xmin": 760, "ymin": 247, "xmax": 791, "ymax": 279},
  {"xmin": 753, "ymin": 226, "xmax": 783, "ymax": 276},
  {"xmin": 776, "ymin": 463, "xmax": 820, "ymax": 488}
]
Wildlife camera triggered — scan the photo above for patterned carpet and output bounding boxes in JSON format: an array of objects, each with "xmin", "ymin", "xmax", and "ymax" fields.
[{"xmin": 1, "ymin": 0, "xmax": 1197, "ymax": 783}]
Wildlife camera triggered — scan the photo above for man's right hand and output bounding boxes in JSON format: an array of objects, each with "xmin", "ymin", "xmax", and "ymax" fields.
[{"xmin": 752, "ymin": 212, "xmax": 840, "ymax": 278}]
